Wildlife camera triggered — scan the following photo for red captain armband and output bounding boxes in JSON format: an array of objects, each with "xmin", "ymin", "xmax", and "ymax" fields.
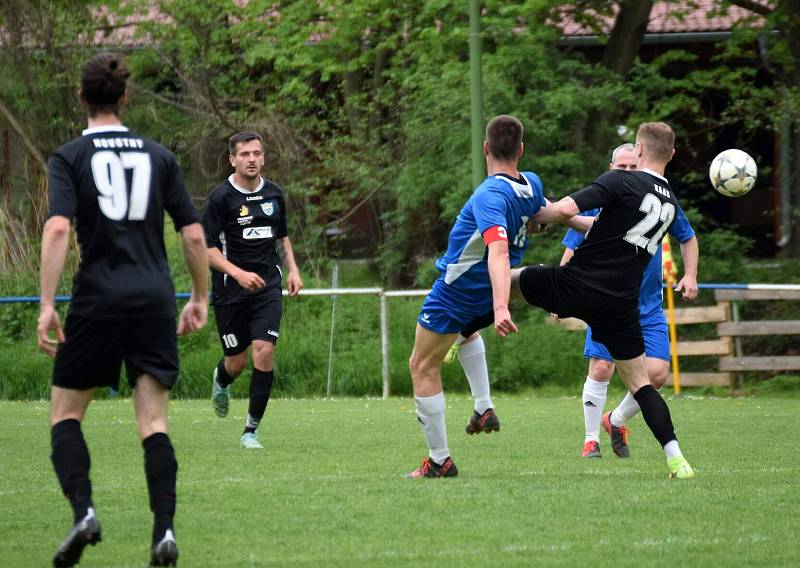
[{"xmin": 483, "ymin": 225, "xmax": 508, "ymax": 245}]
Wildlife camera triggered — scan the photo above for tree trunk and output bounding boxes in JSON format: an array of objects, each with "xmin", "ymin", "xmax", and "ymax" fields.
[
  {"xmin": 601, "ymin": 0, "xmax": 654, "ymax": 77},
  {"xmin": 587, "ymin": 0, "xmax": 654, "ymax": 155},
  {"xmin": 778, "ymin": 0, "xmax": 800, "ymax": 256}
]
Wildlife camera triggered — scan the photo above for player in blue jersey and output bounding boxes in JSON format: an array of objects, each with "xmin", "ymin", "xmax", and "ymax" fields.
[
  {"xmin": 558, "ymin": 144, "xmax": 699, "ymax": 459},
  {"xmin": 406, "ymin": 115, "xmax": 545, "ymax": 478}
]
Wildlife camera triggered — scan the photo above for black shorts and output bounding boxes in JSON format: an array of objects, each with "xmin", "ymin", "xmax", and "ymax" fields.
[
  {"xmin": 52, "ymin": 313, "xmax": 179, "ymax": 390},
  {"xmin": 518, "ymin": 265, "xmax": 644, "ymax": 360},
  {"xmin": 460, "ymin": 311, "xmax": 494, "ymax": 338},
  {"xmin": 214, "ymin": 294, "xmax": 283, "ymax": 356}
]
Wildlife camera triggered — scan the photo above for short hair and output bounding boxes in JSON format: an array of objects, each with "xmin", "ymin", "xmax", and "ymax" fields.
[
  {"xmin": 80, "ymin": 53, "xmax": 130, "ymax": 117},
  {"xmin": 636, "ymin": 122, "xmax": 675, "ymax": 162},
  {"xmin": 485, "ymin": 115, "xmax": 523, "ymax": 161},
  {"xmin": 229, "ymin": 131, "xmax": 263, "ymax": 155},
  {"xmin": 610, "ymin": 143, "xmax": 635, "ymax": 164}
]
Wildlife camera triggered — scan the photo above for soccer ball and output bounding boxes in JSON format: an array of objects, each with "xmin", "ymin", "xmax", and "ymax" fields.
[{"xmin": 709, "ymin": 149, "xmax": 757, "ymax": 197}]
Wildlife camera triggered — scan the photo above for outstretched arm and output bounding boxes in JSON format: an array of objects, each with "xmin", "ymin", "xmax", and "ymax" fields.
[{"xmin": 532, "ymin": 197, "xmax": 580, "ymax": 225}]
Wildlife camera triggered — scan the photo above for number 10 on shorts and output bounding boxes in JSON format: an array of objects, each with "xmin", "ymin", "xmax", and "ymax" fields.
[{"xmin": 221, "ymin": 333, "xmax": 238, "ymax": 349}]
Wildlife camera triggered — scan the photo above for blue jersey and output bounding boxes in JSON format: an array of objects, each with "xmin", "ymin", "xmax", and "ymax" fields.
[
  {"xmin": 562, "ymin": 206, "xmax": 695, "ymax": 321},
  {"xmin": 434, "ymin": 172, "xmax": 544, "ymax": 304}
]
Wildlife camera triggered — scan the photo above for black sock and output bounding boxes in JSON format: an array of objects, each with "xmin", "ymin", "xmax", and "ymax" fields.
[
  {"xmin": 51, "ymin": 419, "xmax": 93, "ymax": 524},
  {"xmin": 633, "ymin": 384, "xmax": 678, "ymax": 447},
  {"xmin": 244, "ymin": 368, "xmax": 274, "ymax": 435},
  {"xmin": 142, "ymin": 433, "xmax": 177, "ymax": 544},
  {"xmin": 215, "ymin": 358, "xmax": 235, "ymax": 388}
]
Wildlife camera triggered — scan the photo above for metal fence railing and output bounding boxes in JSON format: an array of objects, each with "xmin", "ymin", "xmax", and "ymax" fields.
[{"xmin": 3, "ymin": 283, "xmax": 799, "ymax": 398}]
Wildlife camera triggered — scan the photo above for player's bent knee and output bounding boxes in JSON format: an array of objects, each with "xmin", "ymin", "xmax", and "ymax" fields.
[
  {"xmin": 252, "ymin": 341, "xmax": 275, "ymax": 369},
  {"xmin": 408, "ymin": 354, "xmax": 436, "ymax": 386},
  {"xmin": 589, "ymin": 359, "xmax": 615, "ymax": 382},
  {"xmin": 650, "ymin": 365, "xmax": 669, "ymax": 389}
]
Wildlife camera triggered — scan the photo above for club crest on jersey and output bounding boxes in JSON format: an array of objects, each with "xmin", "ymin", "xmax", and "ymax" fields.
[
  {"xmin": 239, "ymin": 205, "xmax": 249, "ymax": 216},
  {"xmin": 261, "ymin": 201, "xmax": 275, "ymax": 216}
]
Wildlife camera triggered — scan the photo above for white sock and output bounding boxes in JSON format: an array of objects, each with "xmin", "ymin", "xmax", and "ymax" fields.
[
  {"xmin": 414, "ymin": 392, "xmax": 449, "ymax": 464},
  {"xmin": 458, "ymin": 336, "xmax": 493, "ymax": 415},
  {"xmin": 610, "ymin": 391, "xmax": 640, "ymax": 428},
  {"xmin": 582, "ymin": 377, "xmax": 608, "ymax": 443},
  {"xmin": 664, "ymin": 440, "xmax": 682, "ymax": 459}
]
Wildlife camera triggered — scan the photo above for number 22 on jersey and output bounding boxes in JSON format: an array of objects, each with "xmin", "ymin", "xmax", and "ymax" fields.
[
  {"xmin": 623, "ymin": 193, "xmax": 675, "ymax": 255},
  {"xmin": 91, "ymin": 151, "xmax": 152, "ymax": 221}
]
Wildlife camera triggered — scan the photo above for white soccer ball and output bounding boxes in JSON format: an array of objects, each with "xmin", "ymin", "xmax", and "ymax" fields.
[{"xmin": 709, "ymin": 149, "xmax": 757, "ymax": 197}]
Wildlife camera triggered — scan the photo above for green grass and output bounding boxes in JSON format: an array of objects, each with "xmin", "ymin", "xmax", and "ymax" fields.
[{"xmin": 1, "ymin": 395, "xmax": 798, "ymax": 566}]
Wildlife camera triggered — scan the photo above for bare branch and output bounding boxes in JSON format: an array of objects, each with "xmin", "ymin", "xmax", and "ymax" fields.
[
  {"xmin": 728, "ymin": 0, "xmax": 775, "ymax": 17},
  {"xmin": 0, "ymin": 97, "xmax": 47, "ymax": 170}
]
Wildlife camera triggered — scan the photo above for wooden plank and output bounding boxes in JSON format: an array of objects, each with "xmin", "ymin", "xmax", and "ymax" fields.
[
  {"xmin": 665, "ymin": 305, "xmax": 729, "ymax": 324},
  {"xmin": 665, "ymin": 372, "xmax": 732, "ymax": 387},
  {"xmin": 715, "ymin": 289, "xmax": 800, "ymax": 301},
  {"xmin": 676, "ymin": 339, "xmax": 732, "ymax": 356},
  {"xmin": 717, "ymin": 321, "xmax": 800, "ymax": 336},
  {"xmin": 719, "ymin": 356, "xmax": 800, "ymax": 371}
]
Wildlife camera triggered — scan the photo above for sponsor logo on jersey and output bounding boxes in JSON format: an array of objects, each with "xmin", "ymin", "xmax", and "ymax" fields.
[
  {"xmin": 261, "ymin": 201, "xmax": 275, "ymax": 216},
  {"xmin": 246, "ymin": 195, "xmax": 263, "ymax": 201},
  {"xmin": 239, "ymin": 205, "xmax": 249, "ymax": 216},
  {"xmin": 237, "ymin": 216, "xmax": 253, "ymax": 226},
  {"xmin": 266, "ymin": 329, "xmax": 279, "ymax": 337},
  {"xmin": 243, "ymin": 226, "xmax": 273, "ymax": 239}
]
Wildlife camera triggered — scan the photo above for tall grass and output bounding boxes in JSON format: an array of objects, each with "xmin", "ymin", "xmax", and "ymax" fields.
[{"xmin": 2, "ymin": 218, "xmax": 799, "ymax": 400}]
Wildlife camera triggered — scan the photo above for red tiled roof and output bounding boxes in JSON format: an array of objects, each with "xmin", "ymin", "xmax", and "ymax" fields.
[{"xmin": 560, "ymin": 0, "xmax": 768, "ymax": 36}]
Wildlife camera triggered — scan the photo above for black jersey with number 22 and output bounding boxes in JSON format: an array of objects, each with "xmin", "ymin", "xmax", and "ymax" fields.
[
  {"xmin": 47, "ymin": 126, "xmax": 199, "ymax": 321},
  {"xmin": 566, "ymin": 169, "xmax": 680, "ymax": 301}
]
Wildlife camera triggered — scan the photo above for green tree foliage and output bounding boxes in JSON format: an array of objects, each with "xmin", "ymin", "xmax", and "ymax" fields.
[{"xmin": 1, "ymin": 0, "xmax": 798, "ymax": 288}]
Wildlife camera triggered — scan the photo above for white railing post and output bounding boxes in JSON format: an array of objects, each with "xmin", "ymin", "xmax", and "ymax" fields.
[
  {"xmin": 380, "ymin": 291, "xmax": 389, "ymax": 399},
  {"xmin": 325, "ymin": 262, "xmax": 339, "ymax": 399}
]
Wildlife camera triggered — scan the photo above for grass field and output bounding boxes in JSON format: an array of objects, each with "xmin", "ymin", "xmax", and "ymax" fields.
[{"xmin": 1, "ymin": 395, "xmax": 798, "ymax": 567}]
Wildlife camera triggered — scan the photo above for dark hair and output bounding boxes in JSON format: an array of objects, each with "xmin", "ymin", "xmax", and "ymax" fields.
[
  {"xmin": 229, "ymin": 132, "xmax": 264, "ymax": 155},
  {"xmin": 485, "ymin": 115, "xmax": 523, "ymax": 161},
  {"xmin": 636, "ymin": 122, "xmax": 675, "ymax": 163},
  {"xmin": 80, "ymin": 53, "xmax": 130, "ymax": 117}
]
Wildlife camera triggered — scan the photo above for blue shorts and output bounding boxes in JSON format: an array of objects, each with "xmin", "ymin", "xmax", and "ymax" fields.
[
  {"xmin": 417, "ymin": 278, "xmax": 492, "ymax": 335},
  {"xmin": 584, "ymin": 316, "xmax": 670, "ymax": 362}
]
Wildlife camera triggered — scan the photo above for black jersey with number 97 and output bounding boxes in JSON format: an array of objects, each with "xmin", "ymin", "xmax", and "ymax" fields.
[
  {"xmin": 565, "ymin": 169, "xmax": 681, "ymax": 301},
  {"xmin": 47, "ymin": 125, "xmax": 199, "ymax": 321}
]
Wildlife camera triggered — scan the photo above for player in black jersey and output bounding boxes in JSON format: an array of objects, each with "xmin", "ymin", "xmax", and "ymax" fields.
[
  {"xmin": 513, "ymin": 122, "xmax": 695, "ymax": 479},
  {"xmin": 37, "ymin": 53, "xmax": 209, "ymax": 567},
  {"xmin": 202, "ymin": 132, "xmax": 303, "ymax": 449}
]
